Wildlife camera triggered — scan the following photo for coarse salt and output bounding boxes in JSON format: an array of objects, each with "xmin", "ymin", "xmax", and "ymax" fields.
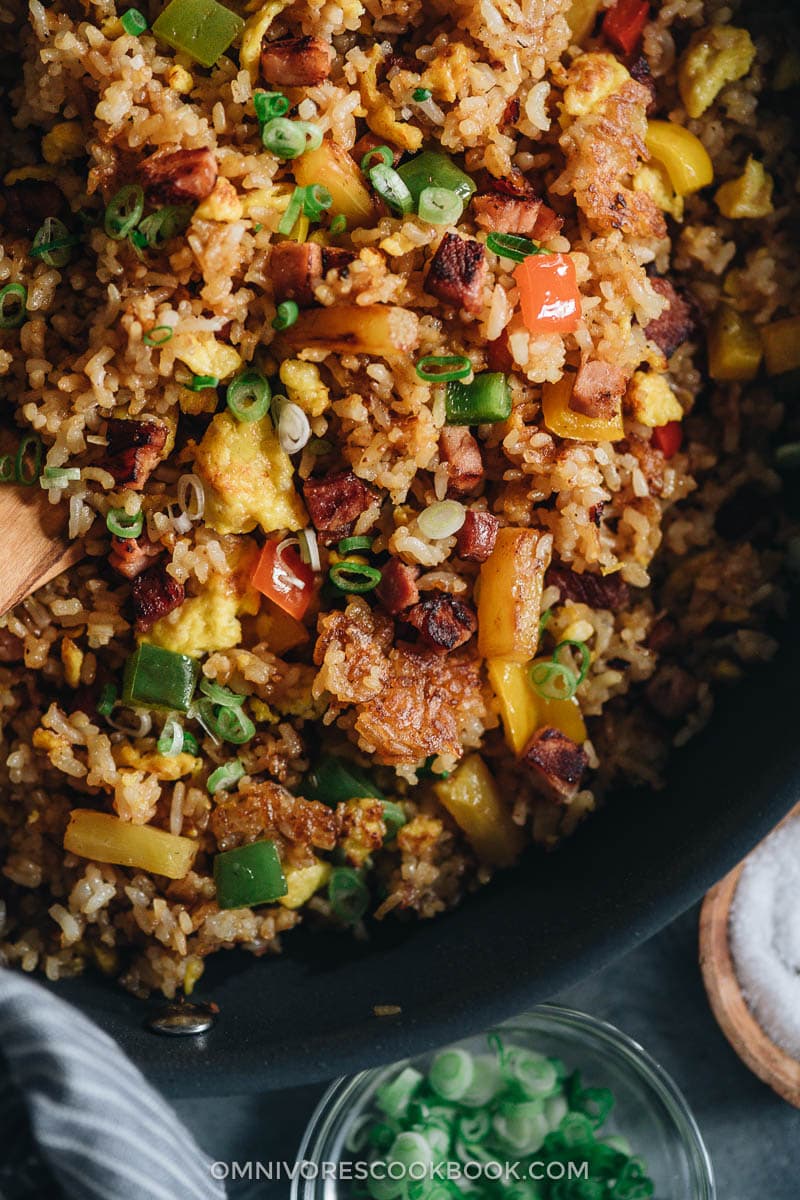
[{"xmin": 729, "ymin": 812, "xmax": 800, "ymax": 1058}]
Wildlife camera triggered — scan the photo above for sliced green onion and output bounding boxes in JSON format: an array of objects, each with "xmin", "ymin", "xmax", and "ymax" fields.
[
  {"xmin": 30, "ymin": 218, "xmax": 78, "ymax": 268},
  {"xmin": 505, "ymin": 1047, "xmax": 558, "ymax": 1098},
  {"xmin": 360, "ymin": 145, "xmax": 394, "ymax": 173},
  {"xmin": 106, "ymin": 507, "xmax": 144, "ymax": 539},
  {"xmin": 552, "ymin": 639, "xmax": 590, "ymax": 686},
  {"xmin": 460, "ymin": 1055, "xmax": 502, "ymax": 1107},
  {"xmin": 187, "ymin": 374, "xmax": 218, "ymax": 391},
  {"xmin": 415, "ymin": 354, "xmax": 472, "ymax": 383},
  {"xmin": 272, "ymin": 300, "xmax": 299, "ymax": 331},
  {"xmin": 276, "ymin": 399, "xmax": 310, "ymax": 453},
  {"xmin": 262, "ymin": 117, "xmax": 306, "ymax": 159},
  {"xmin": 15, "ymin": 433, "xmax": 42, "ymax": 485},
  {"xmin": 295, "ymin": 122, "xmax": 323, "ymax": 152},
  {"xmin": 329, "ymin": 561, "xmax": 382, "ymax": 593},
  {"xmin": 305, "ymin": 756, "xmax": 384, "ymax": 806},
  {"xmin": 337, "ymin": 535, "xmax": 373, "ymax": 555},
  {"xmin": 486, "ymin": 232, "xmax": 541, "ymax": 262},
  {"xmin": 396, "ymin": 150, "xmax": 476, "ymax": 206},
  {"xmin": 40, "ymin": 466, "xmax": 80, "ymax": 489},
  {"xmin": 214, "ymin": 839, "xmax": 286, "ymax": 908},
  {"xmin": 303, "ymin": 184, "xmax": 333, "ymax": 219},
  {"xmin": 143, "ymin": 325, "xmax": 174, "ymax": 346},
  {"xmin": 445, "ymin": 371, "xmax": 511, "ymax": 424},
  {"xmin": 0, "ymin": 455, "xmax": 15, "ymax": 483},
  {"xmin": 120, "ymin": 7, "xmax": 148, "ymax": 35},
  {"xmin": 298, "ymin": 528, "xmax": 321, "ymax": 571},
  {"xmin": 368, "ymin": 163, "xmax": 413, "ymax": 215},
  {"xmin": 253, "ymin": 90, "xmax": 289, "ymax": 124},
  {"xmin": 104, "ymin": 184, "xmax": 144, "ymax": 241},
  {"xmin": 210, "ymin": 704, "xmax": 256, "ymax": 745},
  {"xmin": 381, "ymin": 800, "xmax": 406, "ymax": 841},
  {"xmin": 278, "ymin": 186, "xmax": 306, "ymax": 235},
  {"xmin": 375, "ymin": 1066, "xmax": 423, "ymax": 1119},
  {"xmin": 226, "ymin": 370, "xmax": 271, "ymax": 422},
  {"xmin": 417, "ymin": 499, "xmax": 465, "ymax": 539},
  {"xmin": 539, "ymin": 608, "xmax": 552, "ymax": 636},
  {"xmin": 430, "ymin": 1049, "xmax": 474, "ymax": 1101},
  {"xmin": 138, "ymin": 205, "xmax": 191, "ymax": 249},
  {"xmin": 199, "ymin": 678, "xmax": 245, "ymax": 708},
  {"xmin": 529, "ymin": 659, "xmax": 578, "ymax": 701},
  {"xmin": 207, "ymin": 759, "xmax": 245, "ymax": 795},
  {"xmin": 388, "ymin": 1130, "xmax": 433, "ymax": 1174},
  {"xmin": 96, "ymin": 683, "xmax": 118, "ymax": 717},
  {"xmin": 328, "ymin": 866, "xmax": 370, "ymax": 923},
  {"xmin": 158, "ymin": 716, "xmax": 185, "ymax": 756},
  {"xmin": 329, "ymin": 214, "xmax": 347, "ymax": 235},
  {"xmin": 412, "ymin": 87, "xmax": 432, "ymax": 102},
  {"xmin": 0, "ymin": 283, "xmax": 27, "ymax": 329},
  {"xmin": 418, "ymin": 186, "xmax": 463, "ymax": 226},
  {"xmin": 151, "ymin": 0, "xmax": 244, "ymax": 69}
]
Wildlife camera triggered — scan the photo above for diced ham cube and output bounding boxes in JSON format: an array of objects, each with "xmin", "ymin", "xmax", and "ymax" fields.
[
  {"xmin": 104, "ymin": 419, "xmax": 168, "ymax": 491},
  {"xmin": 439, "ymin": 427, "xmax": 483, "ymax": 497},
  {"xmin": 376, "ymin": 559, "xmax": 420, "ymax": 615},
  {"xmin": 302, "ymin": 470, "xmax": 378, "ymax": 542},
  {"xmin": 425, "ymin": 233, "xmax": 486, "ymax": 314},
  {"xmin": 522, "ymin": 726, "xmax": 588, "ymax": 803},
  {"xmin": 139, "ymin": 147, "xmax": 218, "ymax": 205},
  {"xmin": 403, "ymin": 593, "xmax": 478, "ymax": 654},
  {"xmin": 260, "ymin": 35, "xmax": 333, "ymax": 88},
  {"xmin": 455, "ymin": 510, "xmax": 499, "ymax": 562},
  {"xmin": 131, "ymin": 564, "xmax": 185, "ymax": 631}
]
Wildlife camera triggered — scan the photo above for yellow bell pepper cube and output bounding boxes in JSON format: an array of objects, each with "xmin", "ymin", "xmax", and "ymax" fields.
[
  {"xmin": 565, "ymin": 0, "xmax": 601, "ymax": 44},
  {"xmin": 761, "ymin": 317, "xmax": 800, "ymax": 377},
  {"xmin": 434, "ymin": 755, "xmax": 527, "ymax": 867},
  {"xmin": 541, "ymin": 372, "xmax": 625, "ymax": 444},
  {"xmin": 478, "ymin": 528, "xmax": 552, "ymax": 663},
  {"xmin": 293, "ymin": 140, "xmax": 375, "ymax": 229},
  {"xmin": 278, "ymin": 858, "xmax": 332, "ymax": 909},
  {"xmin": 64, "ymin": 810, "xmax": 197, "ymax": 879},
  {"xmin": 677, "ymin": 25, "xmax": 756, "ymax": 119},
  {"xmin": 715, "ymin": 157, "xmax": 773, "ymax": 219},
  {"xmin": 707, "ymin": 305, "xmax": 762, "ymax": 381},
  {"xmin": 645, "ymin": 121, "xmax": 714, "ymax": 196},
  {"xmin": 488, "ymin": 658, "xmax": 586, "ymax": 755}
]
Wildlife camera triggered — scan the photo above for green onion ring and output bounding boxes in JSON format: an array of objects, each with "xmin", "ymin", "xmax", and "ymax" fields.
[
  {"xmin": 199, "ymin": 678, "xmax": 245, "ymax": 708},
  {"xmin": 328, "ymin": 561, "xmax": 382, "ymax": 593},
  {"xmin": 143, "ymin": 325, "xmax": 174, "ymax": 346},
  {"xmin": 104, "ymin": 184, "xmax": 144, "ymax": 241},
  {"xmin": 15, "ymin": 433, "xmax": 42, "ymax": 486},
  {"xmin": 261, "ymin": 117, "xmax": 306, "ymax": 159},
  {"xmin": 106, "ymin": 507, "xmax": 144, "ymax": 539},
  {"xmin": 210, "ymin": 704, "xmax": 256, "ymax": 745},
  {"xmin": 360, "ymin": 145, "xmax": 394, "ymax": 173},
  {"xmin": 552, "ymin": 638, "xmax": 590, "ymax": 686},
  {"xmin": 138, "ymin": 205, "xmax": 192, "ymax": 249},
  {"xmin": 295, "ymin": 121, "xmax": 323, "ymax": 152},
  {"xmin": 368, "ymin": 163, "xmax": 413, "ymax": 215},
  {"xmin": 328, "ymin": 866, "xmax": 370, "ymax": 923},
  {"xmin": 253, "ymin": 90, "xmax": 289, "ymax": 124},
  {"xmin": 418, "ymin": 186, "xmax": 463, "ymax": 226},
  {"xmin": 412, "ymin": 87, "xmax": 432, "ymax": 102},
  {"xmin": 0, "ymin": 283, "xmax": 28, "ymax": 329},
  {"xmin": 0, "ymin": 454, "xmax": 16, "ymax": 483},
  {"xmin": 529, "ymin": 659, "xmax": 578, "ymax": 701},
  {"xmin": 272, "ymin": 300, "xmax": 299, "ymax": 331},
  {"xmin": 337, "ymin": 535, "xmax": 373, "ymax": 555},
  {"xmin": 186, "ymin": 374, "xmax": 219, "ymax": 391},
  {"xmin": 486, "ymin": 232, "xmax": 541, "ymax": 263},
  {"xmin": 303, "ymin": 183, "xmax": 333, "ymax": 219},
  {"xmin": 120, "ymin": 7, "xmax": 148, "ymax": 35},
  {"xmin": 329, "ymin": 214, "xmax": 347, "ymax": 235},
  {"xmin": 30, "ymin": 218, "xmax": 78, "ymax": 268},
  {"xmin": 225, "ymin": 370, "xmax": 271, "ymax": 423},
  {"xmin": 207, "ymin": 759, "xmax": 245, "ymax": 795},
  {"xmin": 415, "ymin": 354, "xmax": 472, "ymax": 383},
  {"xmin": 277, "ymin": 186, "xmax": 306, "ymax": 235}
]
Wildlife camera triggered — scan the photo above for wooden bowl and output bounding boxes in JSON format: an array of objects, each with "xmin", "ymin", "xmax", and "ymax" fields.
[{"xmin": 699, "ymin": 803, "xmax": 800, "ymax": 1108}]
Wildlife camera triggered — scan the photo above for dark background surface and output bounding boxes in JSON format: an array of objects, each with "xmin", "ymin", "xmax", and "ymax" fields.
[{"xmin": 175, "ymin": 905, "xmax": 800, "ymax": 1199}]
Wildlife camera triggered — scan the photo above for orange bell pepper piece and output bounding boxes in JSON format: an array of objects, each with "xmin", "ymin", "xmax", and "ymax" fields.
[
  {"xmin": 514, "ymin": 253, "xmax": 581, "ymax": 334},
  {"xmin": 251, "ymin": 538, "xmax": 315, "ymax": 620}
]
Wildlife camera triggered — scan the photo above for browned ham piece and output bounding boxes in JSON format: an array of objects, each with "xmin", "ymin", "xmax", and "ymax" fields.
[
  {"xmin": 455, "ymin": 510, "xmax": 499, "ymax": 562},
  {"xmin": 439, "ymin": 427, "xmax": 483, "ymax": 496},
  {"xmin": 109, "ymin": 535, "xmax": 163, "ymax": 580},
  {"xmin": 644, "ymin": 277, "xmax": 696, "ymax": 358},
  {"xmin": 569, "ymin": 360, "xmax": 627, "ymax": 420},
  {"xmin": 302, "ymin": 470, "xmax": 378, "ymax": 541},
  {"xmin": 425, "ymin": 233, "xmax": 486, "ymax": 314},
  {"xmin": 545, "ymin": 562, "xmax": 630, "ymax": 611},
  {"xmin": 139, "ymin": 147, "xmax": 218, "ymax": 205},
  {"xmin": 131, "ymin": 564, "xmax": 185, "ymax": 631},
  {"xmin": 376, "ymin": 559, "xmax": 420, "ymax": 615},
  {"xmin": 403, "ymin": 593, "xmax": 478, "ymax": 654},
  {"xmin": 260, "ymin": 35, "xmax": 333, "ymax": 87},
  {"xmin": 522, "ymin": 726, "xmax": 588, "ymax": 802},
  {"xmin": 104, "ymin": 419, "xmax": 168, "ymax": 490},
  {"xmin": 271, "ymin": 241, "xmax": 324, "ymax": 306}
]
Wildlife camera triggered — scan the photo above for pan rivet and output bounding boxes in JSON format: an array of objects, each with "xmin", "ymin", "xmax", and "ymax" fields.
[{"xmin": 146, "ymin": 1000, "xmax": 217, "ymax": 1036}]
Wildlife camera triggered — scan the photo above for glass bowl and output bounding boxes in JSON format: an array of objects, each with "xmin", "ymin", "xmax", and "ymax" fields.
[{"xmin": 292, "ymin": 1004, "xmax": 715, "ymax": 1199}]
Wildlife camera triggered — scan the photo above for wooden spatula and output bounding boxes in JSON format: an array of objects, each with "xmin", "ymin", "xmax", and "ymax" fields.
[{"xmin": 0, "ymin": 484, "xmax": 84, "ymax": 618}]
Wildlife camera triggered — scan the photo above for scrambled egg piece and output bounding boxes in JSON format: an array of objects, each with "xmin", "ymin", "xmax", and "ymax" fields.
[
  {"xmin": 60, "ymin": 637, "xmax": 83, "ymax": 688},
  {"xmin": 270, "ymin": 664, "xmax": 326, "ymax": 720},
  {"xmin": 195, "ymin": 178, "xmax": 244, "ymax": 223},
  {"xmin": 419, "ymin": 43, "xmax": 475, "ymax": 103},
  {"xmin": 42, "ymin": 122, "xmax": 84, "ymax": 164},
  {"xmin": 633, "ymin": 162, "xmax": 684, "ymax": 221},
  {"xmin": 194, "ymin": 411, "xmax": 307, "ymax": 535},
  {"xmin": 562, "ymin": 52, "xmax": 631, "ymax": 117},
  {"xmin": 167, "ymin": 65, "xmax": 194, "ymax": 93},
  {"xmin": 278, "ymin": 858, "xmax": 331, "ymax": 909},
  {"xmin": 173, "ymin": 332, "xmax": 242, "ymax": 381},
  {"xmin": 146, "ymin": 538, "xmax": 260, "ymax": 655},
  {"xmin": 359, "ymin": 45, "xmax": 422, "ymax": 153},
  {"xmin": 3, "ymin": 165, "xmax": 59, "ymax": 185},
  {"xmin": 279, "ymin": 359, "xmax": 330, "ymax": 417},
  {"xmin": 678, "ymin": 25, "xmax": 755, "ymax": 119},
  {"xmin": 715, "ymin": 157, "xmax": 774, "ymax": 219},
  {"xmin": 113, "ymin": 745, "xmax": 200, "ymax": 780},
  {"xmin": 627, "ymin": 371, "xmax": 683, "ymax": 427},
  {"xmin": 339, "ymin": 798, "xmax": 386, "ymax": 867},
  {"xmin": 240, "ymin": 0, "xmax": 291, "ymax": 81}
]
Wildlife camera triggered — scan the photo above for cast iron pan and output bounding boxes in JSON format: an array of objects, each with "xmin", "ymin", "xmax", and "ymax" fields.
[{"xmin": 47, "ymin": 640, "xmax": 800, "ymax": 1096}]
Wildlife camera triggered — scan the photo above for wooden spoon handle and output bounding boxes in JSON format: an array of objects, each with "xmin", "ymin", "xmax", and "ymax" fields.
[{"xmin": 0, "ymin": 484, "xmax": 84, "ymax": 617}]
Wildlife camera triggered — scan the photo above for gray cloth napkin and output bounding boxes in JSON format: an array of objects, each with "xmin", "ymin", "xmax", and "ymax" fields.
[{"xmin": 0, "ymin": 968, "xmax": 226, "ymax": 1200}]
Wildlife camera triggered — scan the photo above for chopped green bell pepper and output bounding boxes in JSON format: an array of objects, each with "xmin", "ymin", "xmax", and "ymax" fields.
[
  {"xmin": 122, "ymin": 643, "xmax": 199, "ymax": 713},
  {"xmin": 305, "ymin": 756, "xmax": 385, "ymax": 806},
  {"xmin": 446, "ymin": 372, "xmax": 511, "ymax": 425},
  {"xmin": 214, "ymin": 840, "xmax": 287, "ymax": 909},
  {"xmin": 152, "ymin": 0, "xmax": 244, "ymax": 68},
  {"xmin": 396, "ymin": 151, "xmax": 476, "ymax": 206}
]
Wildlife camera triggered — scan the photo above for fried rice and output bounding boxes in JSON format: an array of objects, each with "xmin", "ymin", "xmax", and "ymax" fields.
[{"xmin": 0, "ymin": 0, "xmax": 797, "ymax": 996}]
